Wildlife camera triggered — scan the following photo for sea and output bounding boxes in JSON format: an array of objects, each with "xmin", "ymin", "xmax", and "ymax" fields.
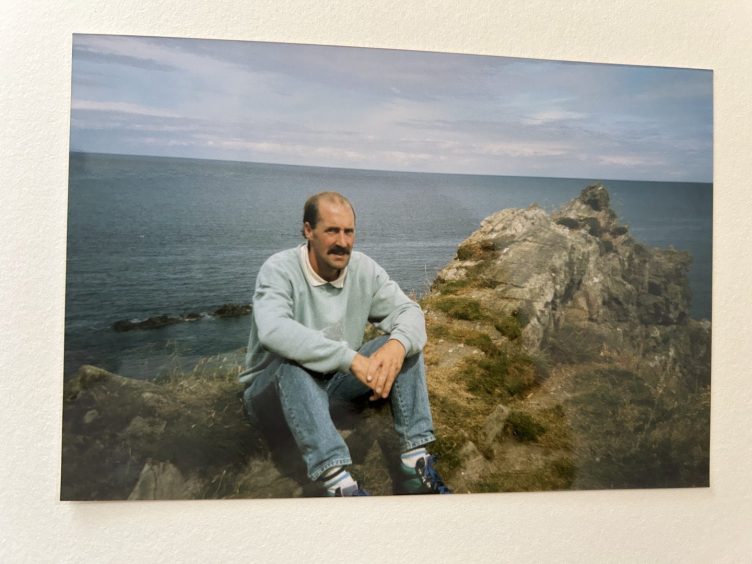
[{"xmin": 65, "ymin": 152, "xmax": 713, "ymax": 379}]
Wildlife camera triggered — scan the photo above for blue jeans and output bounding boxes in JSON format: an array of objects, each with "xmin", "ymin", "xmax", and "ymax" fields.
[{"xmin": 243, "ymin": 336, "xmax": 436, "ymax": 480}]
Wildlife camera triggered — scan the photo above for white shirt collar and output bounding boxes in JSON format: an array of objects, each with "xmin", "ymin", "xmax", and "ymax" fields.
[{"xmin": 299, "ymin": 243, "xmax": 347, "ymax": 288}]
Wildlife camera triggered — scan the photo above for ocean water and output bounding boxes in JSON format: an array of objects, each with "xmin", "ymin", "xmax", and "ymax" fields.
[{"xmin": 65, "ymin": 152, "xmax": 713, "ymax": 379}]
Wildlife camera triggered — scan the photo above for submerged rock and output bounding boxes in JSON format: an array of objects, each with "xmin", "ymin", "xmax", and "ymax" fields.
[
  {"xmin": 213, "ymin": 303, "xmax": 252, "ymax": 318},
  {"xmin": 111, "ymin": 303, "xmax": 252, "ymax": 331},
  {"xmin": 112, "ymin": 315, "xmax": 183, "ymax": 332}
]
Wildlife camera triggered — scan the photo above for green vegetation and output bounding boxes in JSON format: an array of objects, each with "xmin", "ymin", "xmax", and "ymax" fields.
[
  {"xmin": 426, "ymin": 322, "xmax": 451, "ymax": 340},
  {"xmin": 430, "ymin": 260, "xmax": 497, "ymax": 296},
  {"xmin": 427, "ymin": 395, "xmax": 470, "ymax": 476},
  {"xmin": 465, "ymin": 352, "xmax": 511, "ymax": 398},
  {"xmin": 433, "ymin": 278, "xmax": 473, "ymax": 294},
  {"xmin": 463, "ymin": 344, "xmax": 544, "ymax": 400},
  {"xmin": 506, "ymin": 411, "xmax": 546, "ymax": 442},
  {"xmin": 567, "ymin": 367, "xmax": 710, "ymax": 489},
  {"xmin": 462, "ymin": 332, "xmax": 496, "ymax": 356},
  {"xmin": 433, "ymin": 296, "xmax": 485, "ymax": 321},
  {"xmin": 494, "ymin": 315, "xmax": 522, "ymax": 341},
  {"xmin": 456, "ymin": 240, "xmax": 496, "ymax": 261}
]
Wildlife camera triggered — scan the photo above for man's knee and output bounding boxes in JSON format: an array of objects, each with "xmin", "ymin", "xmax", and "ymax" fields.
[
  {"xmin": 401, "ymin": 349, "xmax": 424, "ymax": 371},
  {"xmin": 244, "ymin": 362, "xmax": 317, "ymax": 413}
]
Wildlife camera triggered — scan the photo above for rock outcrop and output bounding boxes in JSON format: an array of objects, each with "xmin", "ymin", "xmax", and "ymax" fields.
[
  {"xmin": 61, "ymin": 184, "xmax": 710, "ymax": 499},
  {"xmin": 431, "ymin": 184, "xmax": 708, "ymax": 380},
  {"xmin": 423, "ymin": 183, "xmax": 709, "ymax": 491},
  {"xmin": 61, "ymin": 363, "xmax": 400, "ymax": 500},
  {"xmin": 112, "ymin": 303, "xmax": 252, "ymax": 332}
]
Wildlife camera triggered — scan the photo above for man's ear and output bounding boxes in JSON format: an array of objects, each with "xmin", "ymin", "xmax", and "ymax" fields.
[{"xmin": 303, "ymin": 222, "xmax": 313, "ymax": 240}]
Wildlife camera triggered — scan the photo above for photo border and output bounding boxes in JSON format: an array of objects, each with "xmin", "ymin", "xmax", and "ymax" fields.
[{"xmin": 3, "ymin": 1, "xmax": 751, "ymax": 562}]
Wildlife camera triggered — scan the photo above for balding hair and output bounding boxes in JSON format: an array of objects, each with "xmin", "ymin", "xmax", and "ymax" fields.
[{"xmin": 302, "ymin": 191, "xmax": 356, "ymax": 236}]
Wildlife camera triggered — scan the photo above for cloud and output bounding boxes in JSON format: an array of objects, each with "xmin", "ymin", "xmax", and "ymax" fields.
[
  {"xmin": 596, "ymin": 154, "xmax": 666, "ymax": 168},
  {"xmin": 72, "ymin": 46, "xmax": 176, "ymax": 72},
  {"xmin": 72, "ymin": 99, "xmax": 183, "ymax": 118},
  {"xmin": 524, "ymin": 110, "xmax": 588, "ymax": 124},
  {"xmin": 69, "ymin": 35, "xmax": 712, "ymax": 181}
]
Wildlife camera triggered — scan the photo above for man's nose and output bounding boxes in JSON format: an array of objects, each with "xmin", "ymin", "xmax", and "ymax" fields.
[{"xmin": 336, "ymin": 231, "xmax": 347, "ymax": 246}]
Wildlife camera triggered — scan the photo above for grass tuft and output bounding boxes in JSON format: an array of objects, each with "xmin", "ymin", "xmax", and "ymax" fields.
[
  {"xmin": 494, "ymin": 315, "xmax": 522, "ymax": 341},
  {"xmin": 434, "ymin": 296, "xmax": 485, "ymax": 321}
]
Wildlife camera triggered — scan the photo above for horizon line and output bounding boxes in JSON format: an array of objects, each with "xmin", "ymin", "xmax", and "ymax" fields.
[{"xmin": 68, "ymin": 149, "xmax": 713, "ymax": 185}]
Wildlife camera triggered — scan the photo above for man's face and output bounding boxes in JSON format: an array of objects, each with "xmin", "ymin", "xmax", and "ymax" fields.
[{"xmin": 304, "ymin": 199, "xmax": 356, "ymax": 281}]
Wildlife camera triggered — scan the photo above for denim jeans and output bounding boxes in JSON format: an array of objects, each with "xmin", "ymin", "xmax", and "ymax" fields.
[{"xmin": 243, "ymin": 335, "xmax": 436, "ymax": 480}]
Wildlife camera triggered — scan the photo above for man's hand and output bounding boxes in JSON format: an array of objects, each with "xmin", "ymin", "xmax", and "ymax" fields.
[{"xmin": 350, "ymin": 339, "xmax": 406, "ymax": 400}]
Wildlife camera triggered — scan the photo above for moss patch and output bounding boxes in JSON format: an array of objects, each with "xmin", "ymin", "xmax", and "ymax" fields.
[
  {"xmin": 433, "ymin": 278, "xmax": 473, "ymax": 294},
  {"xmin": 456, "ymin": 240, "xmax": 496, "ymax": 261},
  {"xmin": 427, "ymin": 394, "xmax": 472, "ymax": 476},
  {"xmin": 433, "ymin": 296, "xmax": 485, "ymax": 321},
  {"xmin": 462, "ymin": 347, "xmax": 544, "ymax": 401},
  {"xmin": 494, "ymin": 315, "xmax": 522, "ymax": 341}
]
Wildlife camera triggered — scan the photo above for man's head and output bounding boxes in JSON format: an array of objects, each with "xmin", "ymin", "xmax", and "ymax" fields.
[{"xmin": 302, "ymin": 192, "xmax": 356, "ymax": 282}]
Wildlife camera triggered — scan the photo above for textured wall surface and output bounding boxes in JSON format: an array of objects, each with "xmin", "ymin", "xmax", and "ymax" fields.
[{"xmin": 2, "ymin": 1, "xmax": 751, "ymax": 562}]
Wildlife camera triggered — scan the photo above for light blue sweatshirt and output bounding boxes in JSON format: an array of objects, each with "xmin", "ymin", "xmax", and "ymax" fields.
[{"xmin": 239, "ymin": 245, "xmax": 427, "ymax": 386}]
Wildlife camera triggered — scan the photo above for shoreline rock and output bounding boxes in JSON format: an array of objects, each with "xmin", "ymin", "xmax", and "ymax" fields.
[{"xmin": 112, "ymin": 303, "xmax": 252, "ymax": 332}]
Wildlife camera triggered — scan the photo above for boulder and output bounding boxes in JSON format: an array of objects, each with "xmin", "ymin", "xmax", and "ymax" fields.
[{"xmin": 128, "ymin": 460, "xmax": 202, "ymax": 500}]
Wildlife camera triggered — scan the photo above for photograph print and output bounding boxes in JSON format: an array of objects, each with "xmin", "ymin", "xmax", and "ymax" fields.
[{"xmin": 62, "ymin": 34, "xmax": 712, "ymax": 500}]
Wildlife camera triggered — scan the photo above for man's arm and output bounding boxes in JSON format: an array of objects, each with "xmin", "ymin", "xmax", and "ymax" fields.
[
  {"xmin": 359, "ymin": 261, "xmax": 426, "ymax": 399},
  {"xmin": 367, "ymin": 262, "xmax": 427, "ymax": 356}
]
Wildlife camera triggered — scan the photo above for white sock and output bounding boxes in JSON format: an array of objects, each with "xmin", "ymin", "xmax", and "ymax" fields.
[
  {"xmin": 400, "ymin": 447, "xmax": 428, "ymax": 469},
  {"xmin": 322, "ymin": 467, "xmax": 357, "ymax": 495}
]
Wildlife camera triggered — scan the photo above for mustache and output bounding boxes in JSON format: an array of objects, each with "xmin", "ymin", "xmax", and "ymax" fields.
[{"xmin": 328, "ymin": 245, "xmax": 351, "ymax": 255}]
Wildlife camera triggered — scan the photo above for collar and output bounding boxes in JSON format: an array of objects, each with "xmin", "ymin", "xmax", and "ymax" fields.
[{"xmin": 299, "ymin": 243, "xmax": 348, "ymax": 288}]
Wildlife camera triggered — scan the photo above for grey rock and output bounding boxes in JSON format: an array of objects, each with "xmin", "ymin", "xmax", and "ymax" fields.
[
  {"xmin": 83, "ymin": 409, "xmax": 99, "ymax": 424},
  {"xmin": 481, "ymin": 404, "xmax": 511, "ymax": 449},
  {"xmin": 128, "ymin": 460, "xmax": 201, "ymax": 500}
]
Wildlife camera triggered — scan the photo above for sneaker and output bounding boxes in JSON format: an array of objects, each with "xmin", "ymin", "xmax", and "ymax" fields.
[
  {"xmin": 323, "ymin": 468, "xmax": 370, "ymax": 497},
  {"xmin": 399, "ymin": 454, "xmax": 451, "ymax": 494},
  {"xmin": 328, "ymin": 482, "xmax": 370, "ymax": 497}
]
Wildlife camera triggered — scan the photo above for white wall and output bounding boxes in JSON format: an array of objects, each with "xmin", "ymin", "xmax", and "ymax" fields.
[{"xmin": 2, "ymin": 1, "xmax": 750, "ymax": 562}]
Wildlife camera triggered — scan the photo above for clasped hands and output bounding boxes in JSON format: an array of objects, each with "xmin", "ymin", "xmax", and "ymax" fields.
[{"xmin": 350, "ymin": 339, "xmax": 406, "ymax": 400}]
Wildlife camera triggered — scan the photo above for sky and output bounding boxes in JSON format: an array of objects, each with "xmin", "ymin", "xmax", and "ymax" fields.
[{"xmin": 69, "ymin": 34, "xmax": 713, "ymax": 182}]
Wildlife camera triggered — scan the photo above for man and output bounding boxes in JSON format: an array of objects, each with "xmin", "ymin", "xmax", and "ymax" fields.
[{"xmin": 240, "ymin": 191, "xmax": 450, "ymax": 496}]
